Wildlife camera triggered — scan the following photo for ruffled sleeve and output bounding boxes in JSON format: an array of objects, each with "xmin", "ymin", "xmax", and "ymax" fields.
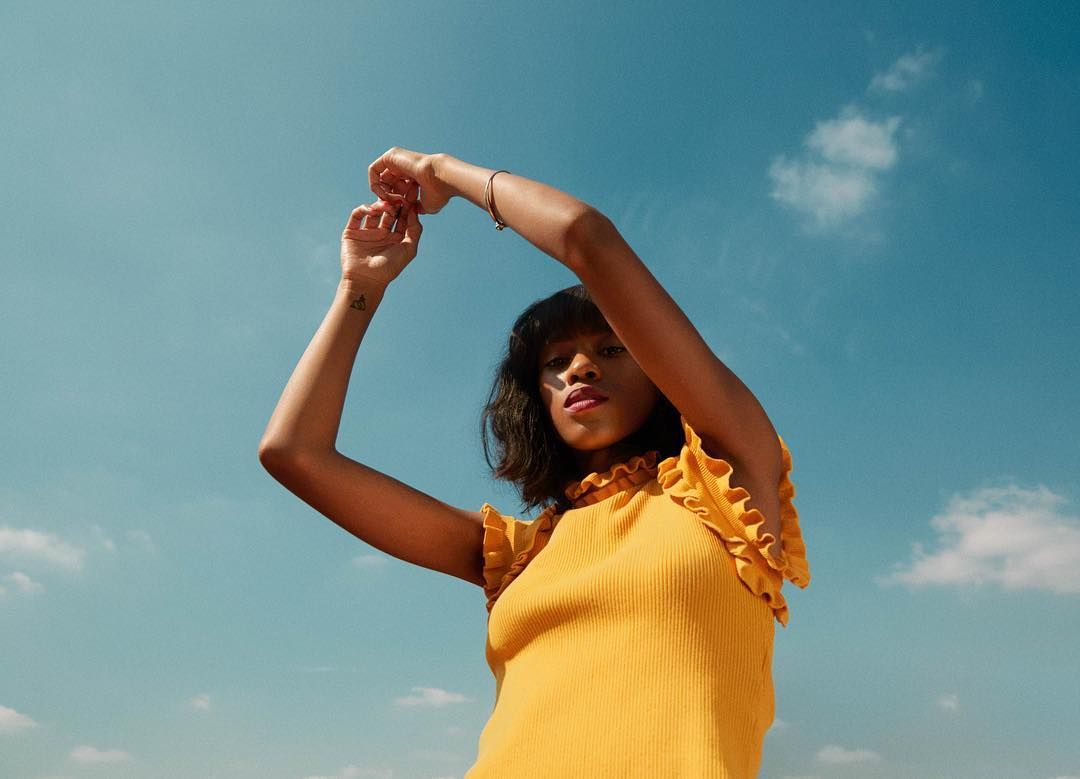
[
  {"xmin": 480, "ymin": 502, "xmax": 558, "ymax": 613},
  {"xmin": 655, "ymin": 417, "xmax": 811, "ymax": 626}
]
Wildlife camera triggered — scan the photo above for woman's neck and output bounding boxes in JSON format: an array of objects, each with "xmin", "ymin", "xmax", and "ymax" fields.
[{"xmin": 573, "ymin": 440, "xmax": 642, "ymax": 477}]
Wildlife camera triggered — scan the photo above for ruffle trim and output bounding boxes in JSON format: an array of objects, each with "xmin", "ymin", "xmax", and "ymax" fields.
[
  {"xmin": 480, "ymin": 502, "xmax": 559, "ymax": 614},
  {"xmin": 655, "ymin": 417, "xmax": 810, "ymax": 627},
  {"xmin": 564, "ymin": 450, "xmax": 660, "ymax": 507}
]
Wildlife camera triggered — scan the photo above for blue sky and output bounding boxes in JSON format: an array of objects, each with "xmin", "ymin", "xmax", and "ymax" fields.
[{"xmin": 2, "ymin": 2, "xmax": 1078, "ymax": 778}]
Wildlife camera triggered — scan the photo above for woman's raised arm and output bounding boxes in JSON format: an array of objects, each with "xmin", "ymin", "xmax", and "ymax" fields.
[
  {"xmin": 372, "ymin": 150, "xmax": 785, "ymax": 557},
  {"xmin": 258, "ymin": 196, "xmax": 485, "ymax": 586},
  {"xmin": 369, "ymin": 148, "xmax": 595, "ymax": 267}
]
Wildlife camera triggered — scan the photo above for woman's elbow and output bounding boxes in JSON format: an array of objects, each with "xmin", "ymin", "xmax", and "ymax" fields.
[{"xmin": 258, "ymin": 438, "xmax": 302, "ymax": 477}]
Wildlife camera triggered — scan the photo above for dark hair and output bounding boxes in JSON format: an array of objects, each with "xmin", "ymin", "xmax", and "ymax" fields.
[{"xmin": 480, "ymin": 284, "xmax": 684, "ymax": 513}]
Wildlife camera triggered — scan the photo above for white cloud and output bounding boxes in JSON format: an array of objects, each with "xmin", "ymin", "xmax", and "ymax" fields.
[
  {"xmin": 808, "ymin": 114, "xmax": 901, "ymax": 170},
  {"xmin": 870, "ymin": 47, "xmax": 943, "ymax": 93},
  {"xmin": 769, "ymin": 158, "xmax": 876, "ymax": 225},
  {"xmin": 769, "ymin": 108, "xmax": 901, "ymax": 227},
  {"xmin": 393, "ymin": 686, "xmax": 471, "ymax": 707},
  {"xmin": 0, "ymin": 527, "xmax": 85, "ymax": 570},
  {"xmin": 0, "ymin": 704, "xmax": 39, "ymax": 734},
  {"xmin": 70, "ymin": 745, "xmax": 133, "ymax": 764},
  {"xmin": 880, "ymin": 485, "xmax": 1080, "ymax": 594},
  {"xmin": 3, "ymin": 571, "xmax": 44, "ymax": 594},
  {"xmin": 302, "ymin": 765, "xmax": 393, "ymax": 779},
  {"xmin": 817, "ymin": 744, "xmax": 882, "ymax": 764},
  {"xmin": 190, "ymin": 693, "xmax": 211, "ymax": 711},
  {"xmin": 937, "ymin": 692, "xmax": 960, "ymax": 711}
]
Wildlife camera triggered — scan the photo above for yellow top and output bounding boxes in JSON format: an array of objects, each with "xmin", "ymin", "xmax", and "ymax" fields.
[{"xmin": 465, "ymin": 418, "xmax": 810, "ymax": 779}]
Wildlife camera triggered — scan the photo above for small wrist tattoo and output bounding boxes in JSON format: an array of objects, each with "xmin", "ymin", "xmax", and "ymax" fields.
[{"xmin": 349, "ymin": 294, "xmax": 367, "ymax": 311}]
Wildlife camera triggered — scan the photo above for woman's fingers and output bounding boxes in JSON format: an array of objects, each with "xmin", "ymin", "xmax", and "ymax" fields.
[
  {"xmin": 368, "ymin": 149, "xmax": 412, "ymax": 197},
  {"xmin": 377, "ymin": 172, "xmax": 415, "ymax": 203},
  {"xmin": 368, "ymin": 154, "xmax": 392, "ymax": 196},
  {"xmin": 344, "ymin": 201, "xmax": 404, "ymax": 234},
  {"xmin": 402, "ymin": 201, "xmax": 423, "ymax": 243},
  {"xmin": 345, "ymin": 204, "xmax": 373, "ymax": 232},
  {"xmin": 392, "ymin": 201, "xmax": 410, "ymax": 235},
  {"xmin": 393, "ymin": 200, "xmax": 424, "ymax": 238}
]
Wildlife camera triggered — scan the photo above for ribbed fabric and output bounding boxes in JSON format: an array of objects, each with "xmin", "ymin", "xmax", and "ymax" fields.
[{"xmin": 465, "ymin": 417, "xmax": 810, "ymax": 779}]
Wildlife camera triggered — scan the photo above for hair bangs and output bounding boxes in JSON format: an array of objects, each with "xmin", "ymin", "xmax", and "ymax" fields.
[{"xmin": 510, "ymin": 285, "xmax": 611, "ymax": 377}]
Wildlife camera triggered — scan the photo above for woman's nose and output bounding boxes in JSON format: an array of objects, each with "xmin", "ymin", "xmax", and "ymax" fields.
[{"xmin": 568, "ymin": 353, "xmax": 600, "ymax": 383}]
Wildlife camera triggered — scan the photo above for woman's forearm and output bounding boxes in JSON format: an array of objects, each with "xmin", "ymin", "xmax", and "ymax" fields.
[
  {"xmin": 258, "ymin": 278, "xmax": 386, "ymax": 463},
  {"xmin": 434, "ymin": 153, "xmax": 596, "ymax": 265}
]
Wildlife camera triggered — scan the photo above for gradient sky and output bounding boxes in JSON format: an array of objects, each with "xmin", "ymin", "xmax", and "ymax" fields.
[{"xmin": 2, "ymin": 2, "xmax": 1079, "ymax": 778}]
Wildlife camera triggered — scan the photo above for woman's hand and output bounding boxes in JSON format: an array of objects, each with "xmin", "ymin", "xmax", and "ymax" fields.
[
  {"xmin": 368, "ymin": 147, "xmax": 453, "ymax": 215},
  {"xmin": 340, "ymin": 198, "xmax": 423, "ymax": 287}
]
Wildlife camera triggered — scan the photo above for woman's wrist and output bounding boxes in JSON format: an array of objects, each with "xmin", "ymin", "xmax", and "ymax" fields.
[
  {"xmin": 430, "ymin": 153, "xmax": 595, "ymax": 266},
  {"xmin": 339, "ymin": 275, "xmax": 389, "ymax": 302},
  {"xmin": 432, "ymin": 153, "xmax": 492, "ymax": 207}
]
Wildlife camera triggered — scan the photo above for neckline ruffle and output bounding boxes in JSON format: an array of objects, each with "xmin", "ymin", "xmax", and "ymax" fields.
[{"xmin": 564, "ymin": 450, "xmax": 661, "ymax": 508}]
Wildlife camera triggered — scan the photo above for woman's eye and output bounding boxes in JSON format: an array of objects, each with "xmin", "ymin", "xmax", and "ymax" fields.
[{"xmin": 544, "ymin": 348, "xmax": 622, "ymax": 369}]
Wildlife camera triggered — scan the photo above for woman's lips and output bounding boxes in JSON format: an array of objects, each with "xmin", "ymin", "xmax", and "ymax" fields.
[{"xmin": 566, "ymin": 397, "xmax": 608, "ymax": 414}]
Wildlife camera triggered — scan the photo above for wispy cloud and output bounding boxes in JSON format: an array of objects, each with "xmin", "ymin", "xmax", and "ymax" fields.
[
  {"xmin": 393, "ymin": 686, "xmax": 471, "ymax": 707},
  {"xmin": 70, "ymin": 745, "xmax": 133, "ymax": 764},
  {"xmin": 937, "ymin": 692, "xmax": 960, "ymax": 711},
  {"xmin": 0, "ymin": 704, "xmax": 39, "ymax": 734},
  {"xmin": 870, "ymin": 47, "xmax": 944, "ymax": 93},
  {"xmin": 189, "ymin": 693, "xmax": 211, "ymax": 712},
  {"xmin": 92, "ymin": 525, "xmax": 116, "ymax": 553},
  {"xmin": 93, "ymin": 525, "xmax": 156, "ymax": 555},
  {"xmin": 880, "ymin": 485, "xmax": 1080, "ymax": 594},
  {"xmin": 817, "ymin": 744, "xmax": 883, "ymax": 764},
  {"xmin": 352, "ymin": 553, "xmax": 390, "ymax": 569},
  {"xmin": 302, "ymin": 765, "xmax": 393, "ymax": 779},
  {"xmin": 769, "ymin": 107, "xmax": 901, "ymax": 227},
  {"xmin": 0, "ymin": 527, "xmax": 85, "ymax": 570},
  {"xmin": 1, "ymin": 571, "xmax": 44, "ymax": 595},
  {"xmin": 126, "ymin": 529, "xmax": 157, "ymax": 554}
]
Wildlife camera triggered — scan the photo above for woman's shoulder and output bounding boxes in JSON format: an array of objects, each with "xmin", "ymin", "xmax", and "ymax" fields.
[
  {"xmin": 479, "ymin": 502, "xmax": 559, "ymax": 612},
  {"xmin": 656, "ymin": 416, "xmax": 811, "ymax": 626}
]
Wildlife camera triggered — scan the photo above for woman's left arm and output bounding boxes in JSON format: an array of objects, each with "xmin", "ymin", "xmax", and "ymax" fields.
[
  {"xmin": 429, "ymin": 153, "xmax": 784, "ymax": 485},
  {"xmin": 566, "ymin": 209, "xmax": 784, "ymax": 481}
]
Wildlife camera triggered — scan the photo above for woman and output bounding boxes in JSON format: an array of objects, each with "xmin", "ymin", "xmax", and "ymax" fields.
[{"xmin": 258, "ymin": 148, "xmax": 810, "ymax": 778}]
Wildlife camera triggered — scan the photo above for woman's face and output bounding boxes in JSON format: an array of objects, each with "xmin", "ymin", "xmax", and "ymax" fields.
[{"xmin": 537, "ymin": 329, "xmax": 659, "ymax": 454}]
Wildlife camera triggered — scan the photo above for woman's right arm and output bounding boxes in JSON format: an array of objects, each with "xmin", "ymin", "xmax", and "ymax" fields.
[{"xmin": 258, "ymin": 197, "xmax": 485, "ymax": 587}]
